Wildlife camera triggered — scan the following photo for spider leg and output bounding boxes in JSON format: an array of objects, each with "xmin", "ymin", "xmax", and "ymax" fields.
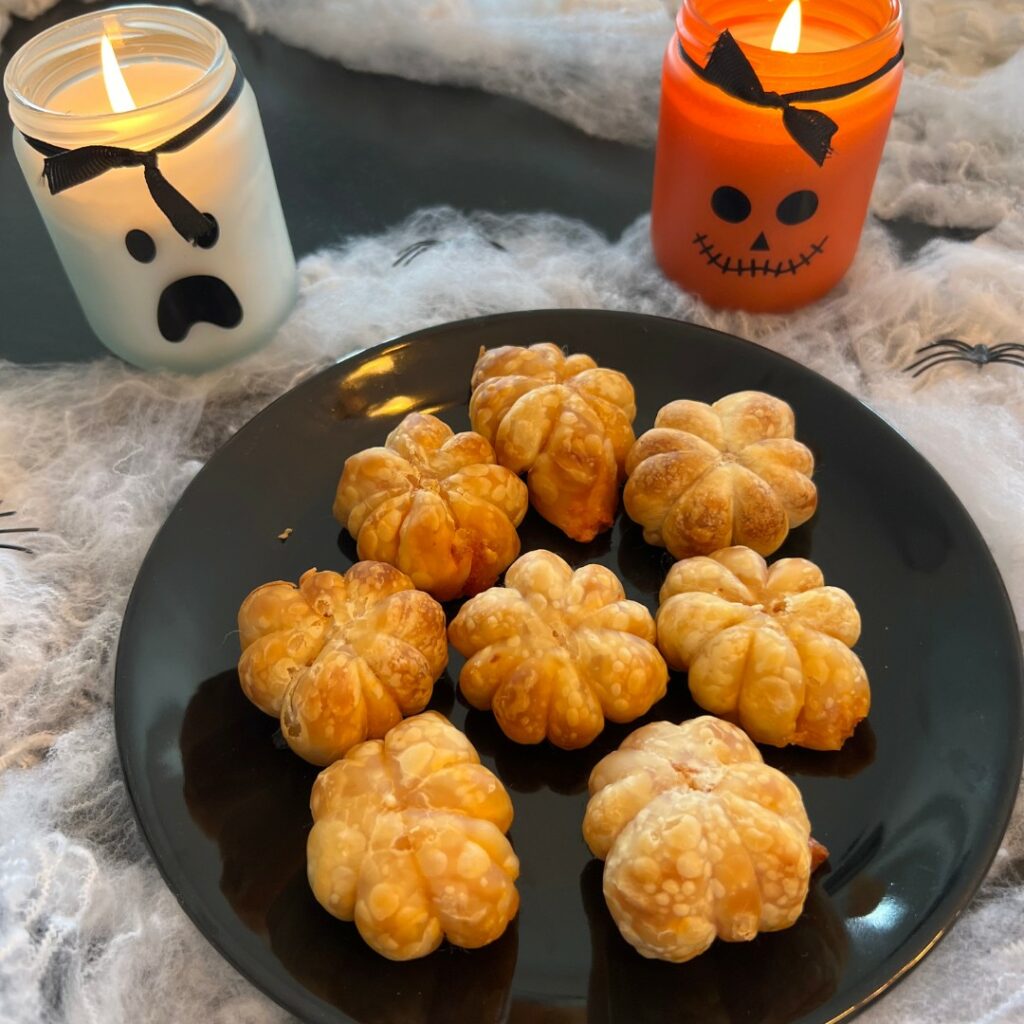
[
  {"xmin": 906, "ymin": 353, "xmax": 975, "ymax": 378},
  {"xmin": 989, "ymin": 354, "xmax": 1024, "ymax": 368},
  {"xmin": 904, "ymin": 342, "xmax": 967, "ymax": 369},
  {"xmin": 989, "ymin": 343, "xmax": 1024, "ymax": 356},
  {"xmin": 912, "ymin": 339, "xmax": 973, "ymax": 355},
  {"xmin": 0, "ymin": 510, "xmax": 39, "ymax": 554},
  {"xmin": 392, "ymin": 239, "xmax": 439, "ymax": 268},
  {"xmin": 904, "ymin": 350, "xmax": 969, "ymax": 374},
  {"xmin": 398, "ymin": 239, "xmax": 435, "ymax": 258},
  {"xmin": 392, "ymin": 244, "xmax": 424, "ymax": 268}
]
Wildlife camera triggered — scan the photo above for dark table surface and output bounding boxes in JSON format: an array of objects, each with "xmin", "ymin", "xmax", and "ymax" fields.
[{"xmin": 0, "ymin": 0, "xmax": 978, "ymax": 365}]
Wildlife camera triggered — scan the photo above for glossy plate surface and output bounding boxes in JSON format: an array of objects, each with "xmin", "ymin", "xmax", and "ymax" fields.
[{"xmin": 115, "ymin": 310, "xmax": 1023, "ymax": 1024}]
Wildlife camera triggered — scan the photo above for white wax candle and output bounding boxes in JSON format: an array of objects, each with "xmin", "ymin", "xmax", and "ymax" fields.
[{"xmin": 5, "ymin": 6, "xmax": 297, "ymax": 372}]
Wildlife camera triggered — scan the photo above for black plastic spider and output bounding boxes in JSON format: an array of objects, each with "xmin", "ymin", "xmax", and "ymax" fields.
[
  {"xmin": 0, "ymin": 501, "xmax": 38, "ymax": 554},
  {"xmin": 392, "ymin": 237, "xmax": 507, "ymax": 268},
  {"xmin": 903, "ymin": 339, "xmax": 1024, "ymax": 378}
]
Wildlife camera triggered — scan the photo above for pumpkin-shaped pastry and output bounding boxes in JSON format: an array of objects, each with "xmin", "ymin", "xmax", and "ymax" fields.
[
  {"xmin": 333, "ymin": 412, "xmax": 529, "ymax": 601},
  {"xmin": 238, "ymin": 562, "xmax": 448, "ymax": 765},
  {"xmin": 624, "ymin": 391, "xmax": 817, "ymax": 558},
  {"xmin": 448, "ymin": 550, "xmax": 668, "ymax": 749},
  {"xmin": 307, "ymin": 711, "xmax": 520, "ymax": 960},
  {"xmin": 469, "ymin": 343, "xmax": 636, "ymax": 542},
  {"xmin": 583, "ymin": 716, "xmax": 821, "ymax": 963},
  {"xmin": 656, "ymin": 546, "xmax": 869, "ymax": 750}
]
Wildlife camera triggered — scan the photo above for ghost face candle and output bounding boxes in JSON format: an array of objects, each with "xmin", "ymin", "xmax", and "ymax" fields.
[
  {"xmin": 5, "ymin": 6, "xmax": 296, "ymax": 371},
  {"xmin": 652, "ymin": 0, "xmax": 903, "ymax": 312}
]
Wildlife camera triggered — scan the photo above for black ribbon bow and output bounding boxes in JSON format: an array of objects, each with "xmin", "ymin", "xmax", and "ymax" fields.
[
  {"xmin": 23, "ymin": 64, "xmax": 244, "ymax": 244},
  {"xmin": 681, "ymin": 30, "xmax": 904, "ymax": 167}
]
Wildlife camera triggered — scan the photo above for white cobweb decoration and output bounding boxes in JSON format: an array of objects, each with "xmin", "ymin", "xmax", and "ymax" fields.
[{"xmin": 1, "ymin": 1, "xmax": 1023, "ymax": 1022}]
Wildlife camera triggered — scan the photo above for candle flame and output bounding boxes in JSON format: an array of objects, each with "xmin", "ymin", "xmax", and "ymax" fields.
[
  {"xmin": 770, "ymin": 0, "xmax": 802, "ymax": 53},
  {"xmin": 100, "ymin": 33, "xmax": 137, "ymax": 113}
]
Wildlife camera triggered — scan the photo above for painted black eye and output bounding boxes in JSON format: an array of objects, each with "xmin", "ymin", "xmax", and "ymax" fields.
[
  {"xmin": 777, "ymin": 190, "xmax": 819, "ymax": 225},
  {"xmin": 125, "ymin": 229, "xmax": 155, "ymax": 263},
  {"xmin": 711, "ymin": 186, "xmax": 751, "ymax": 223},
  {"xmin": 196, "ymin": 214, "xmax": 219, "ymax": 249}
]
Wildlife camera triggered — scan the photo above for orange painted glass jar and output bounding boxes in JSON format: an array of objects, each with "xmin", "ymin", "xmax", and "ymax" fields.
[{"xmin": 652, "ymin": 0, "xmax": 903, "ymax": 312}]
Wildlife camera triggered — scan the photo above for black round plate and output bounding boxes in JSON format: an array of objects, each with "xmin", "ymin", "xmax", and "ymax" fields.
[{"xmin": 116, "ymin": 310, "xmax": 1022, "ymax": 1024}]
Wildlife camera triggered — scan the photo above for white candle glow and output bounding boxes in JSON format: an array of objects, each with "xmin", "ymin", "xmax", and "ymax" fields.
[{"xmin": 4, "ymin": 6, "xmax": 297, "ymax": 371}]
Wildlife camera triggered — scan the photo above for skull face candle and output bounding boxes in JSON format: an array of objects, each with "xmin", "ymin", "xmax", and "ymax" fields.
[
  {"xmin": 4, "ymin": 6, "xmax": 297, "ymax": 371},
  {"xmin": 652, "ymin": 0, "xmax": 903, "ymax": 312}
]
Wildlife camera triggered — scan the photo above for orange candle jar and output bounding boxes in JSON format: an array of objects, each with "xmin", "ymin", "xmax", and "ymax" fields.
[{"xmin": 652, "ymin": 0, "xmax": 903, "ymax": 312}]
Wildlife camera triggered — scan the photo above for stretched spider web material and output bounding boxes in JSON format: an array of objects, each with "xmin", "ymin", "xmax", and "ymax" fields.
[{"xmin": 1, "ymin": 1, "xmax": 1023, "ymax": 1022}]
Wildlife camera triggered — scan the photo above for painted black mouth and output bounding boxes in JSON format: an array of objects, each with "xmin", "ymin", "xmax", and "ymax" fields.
[
  {"xmin": 157, "ymin": 276, "xmax": 243, "ymax": 342},
  {"xmin": 692, "ymin": 233, "xmax": 829, "ymax": 277}
]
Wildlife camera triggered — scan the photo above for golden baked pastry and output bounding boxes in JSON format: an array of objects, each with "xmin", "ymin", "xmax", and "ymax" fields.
[
  {"xmin": 333, "ymin": 412, "xmax": 529, "ymax": 601},
  {"xmin": 656, "ymin": 546, "xmax": 869, "ymax": 750},
  {"xmin": 307, "ymin": 711, "xmax": 519, "ymax": 960},
  {"xmin": 583, "ymin": 716, "xmax": 819, "ymax": 963},
  {"xmin": 237, "ymin": 562, "xmax": 448, "ymax": 765},
  {"xmin": 448, "ymin": 550, "xmax": 668, "ymax": 749},
  {"xmin": 624, "ymin": 391, "xmax": 817, "ymax": 558},
  {"xmin": 469, "ymin": 342, "xmax": 636, "ymax": 542}
]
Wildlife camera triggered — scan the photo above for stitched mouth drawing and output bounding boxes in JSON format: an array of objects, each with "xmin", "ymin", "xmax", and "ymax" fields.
[
  {"xmin": 692, "ymin": 232, "xmax": 829, "ymax": 277},
  {"xmin": 691, "ymin": 184, "xmax": 829, "ymax": 278},
  {"xmin": 157, "ymin": 276, "xmax": 243, "ymax": 342}
]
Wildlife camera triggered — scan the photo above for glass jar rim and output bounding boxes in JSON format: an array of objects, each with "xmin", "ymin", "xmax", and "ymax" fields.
[
  {"xmin": 678, "ymin": 0, "xmax": 902, "ymax": 61},
  {"xmin": 4, "ymin": 4, "xmax": 229, "ymax": 127}
]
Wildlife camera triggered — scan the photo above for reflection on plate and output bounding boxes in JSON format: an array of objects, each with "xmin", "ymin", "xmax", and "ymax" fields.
[{"xmin": 268, "ymin": 872, "xmax": 519, "ymax": 1024}]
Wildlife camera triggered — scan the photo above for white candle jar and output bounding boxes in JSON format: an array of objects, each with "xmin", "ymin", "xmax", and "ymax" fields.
[{"xmin": 4, "ymin": 5, "xmax": 297, "ymax": 371}]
